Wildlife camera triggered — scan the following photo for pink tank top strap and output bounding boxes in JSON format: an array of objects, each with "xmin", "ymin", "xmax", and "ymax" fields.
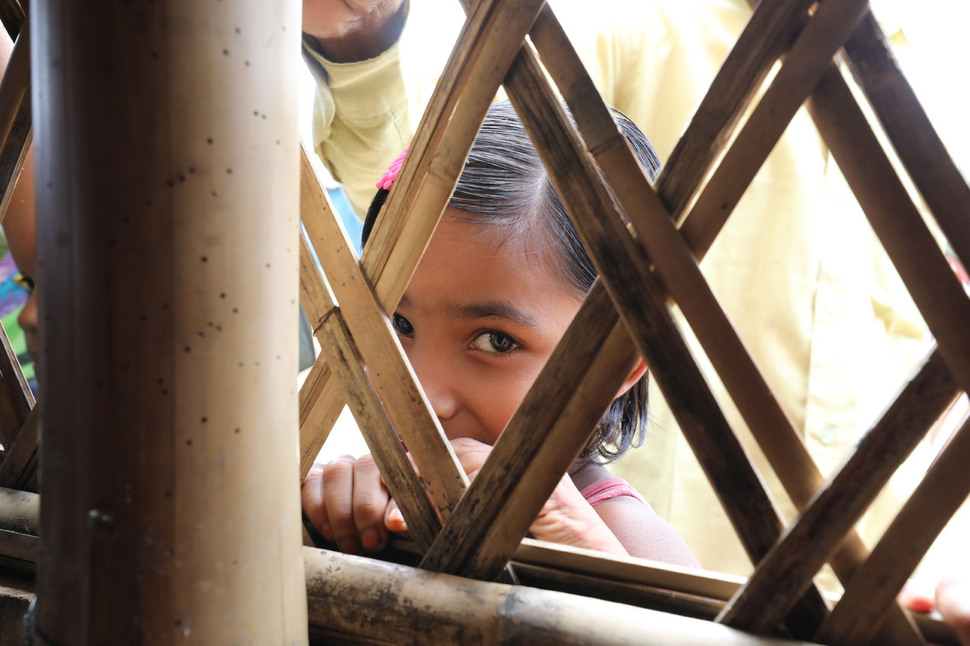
[{"xmin": 580, "ymin": 476, "xmax": 646, "ymax": 507}]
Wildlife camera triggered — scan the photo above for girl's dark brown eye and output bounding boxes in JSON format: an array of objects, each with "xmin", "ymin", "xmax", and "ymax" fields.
[
  {"xmin": 488, "ymin": 333, "xmax": 515, "ymax": 353},
  {"xmin": 472, "ymin": 331, "xmax": 519, "ymax": 354},
  {"xmin": 392, "ymin": 313, "xmax": 413, "ymax": 336}
]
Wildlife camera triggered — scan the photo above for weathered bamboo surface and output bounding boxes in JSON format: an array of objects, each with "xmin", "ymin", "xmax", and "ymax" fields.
[
  {"xmin": 299, "ymin": 229, "xmax": 446, "ymax": 552},
  {"xmin": 525, "ymin": 18, "xmax": 919, "ymax": 645},
  {"xmin": 31, "ymin": 2, "xmax": 308, "ymax": 642},
  {"xmin": 297, "ymin": 0, "xmax": 547, "ymax": 479},
  {"xmin": 0, "ymin": 15, "xmax": 29, "ymax": 222},
  {"xmin": 655, "ymin": 0, "xmax": 817, "ymax": 217},
  {"xmin": 718, "ymin": 349, "xmax": 959, "ymax": 631},
  {"xmin": 0, "ymin": 406, "xmax": 36, "ymax": 490},
  {"xmin": 0, "ymin": 0, "xmax": 958, "ymax": 640},
  {"xmin": 815, "ymin": 418, "xmax": 970, "ymax": 646},
  {"xmin": 0, "ymin": 1, "xmax": 23, "ymax": 40},
  {"xmin": 0, "ymin": 320, "xmax": 32, "ymax": 450},
  {"xmin": 306, "ymin": 548, "xmax": 821, "ymax": 646},
  {"xmin": 300, "ymin": 146, "xmax": 467, "ymax": 525},
  {"xmin": 290, "ymin": 0, "xmax": 970, "ymax": 641},
  {"xmin": 842, "ymin": 12, "xmax": 970, "ymax": 269},
  {"xmin": 0, "ymin": 492, "xmax": 961, "ymax": 644},
  {"xmin": 809, "ymin": 66, "xmax": 970, "ymax": 393}
]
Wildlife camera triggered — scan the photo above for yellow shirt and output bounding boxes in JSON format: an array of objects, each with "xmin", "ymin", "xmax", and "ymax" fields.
[{"xmin": 304, "ymin": 0, "xmax": 933, "ymax": 578}]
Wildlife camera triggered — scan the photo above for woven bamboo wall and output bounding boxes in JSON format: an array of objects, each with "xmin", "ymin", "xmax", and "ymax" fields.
[{"xmin": 0, "ymin": 0, "xmax": 967, "ymax": 643}]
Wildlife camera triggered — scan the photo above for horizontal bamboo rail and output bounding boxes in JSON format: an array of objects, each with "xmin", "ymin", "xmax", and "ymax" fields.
[
  {"xmin": 308, "ymin": 548, "xmax": 820, "ymax": 646},
  {"xmin": 0, "ymin": 490, "xmax": 959, "ymax": 644}
]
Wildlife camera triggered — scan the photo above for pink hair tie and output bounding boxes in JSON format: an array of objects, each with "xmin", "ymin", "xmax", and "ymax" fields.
[{"xmin": 376, "ymin": 145, "xmax": 410, "ymax": 191}]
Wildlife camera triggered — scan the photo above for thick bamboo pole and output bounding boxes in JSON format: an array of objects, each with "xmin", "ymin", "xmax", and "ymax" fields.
[
  {"xmin": 305, "ymin": 549, "xmax": 820, "ymax": 646},
  {"xmin": 31, "ymin": 3, "xmax": 307, "ymax": 643}
]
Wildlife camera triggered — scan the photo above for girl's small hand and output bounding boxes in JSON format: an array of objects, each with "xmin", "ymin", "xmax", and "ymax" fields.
[
  {"xmin": 448, "ymin": 438, "xmax": 626, "ymax": 556},
  {"xmin": 301, "ymin": 455, "xmax": 392, "ymax": 554}
]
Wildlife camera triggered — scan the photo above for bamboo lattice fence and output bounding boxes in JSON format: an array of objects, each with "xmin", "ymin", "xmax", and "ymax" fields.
[{"xmin": 0, "ymin": 0, "xmax": 967, "ymax": 643}]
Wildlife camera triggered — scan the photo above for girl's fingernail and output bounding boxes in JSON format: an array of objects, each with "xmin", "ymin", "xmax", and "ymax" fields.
[
  {"xmin": 387, "ymin": 508, "xmax": 408, "ymax": 532},
  {"xmin": 361, "ymin": 530, "xmax": 381, "ymax": 551},
  {"xmin": 320, "ymin": 524, "xmax": 334, "ymax": 542}
]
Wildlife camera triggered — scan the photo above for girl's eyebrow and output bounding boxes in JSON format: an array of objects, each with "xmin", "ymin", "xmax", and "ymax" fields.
[
  {"xmin": 397, "ymin": 294, "xmax": 538, "ymax": 327},
  {"xmin": 446, "ymin": 300, "xmax": 539, "ymax": 328}
]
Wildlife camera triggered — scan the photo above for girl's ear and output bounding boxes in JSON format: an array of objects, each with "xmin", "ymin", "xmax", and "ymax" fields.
[{"xmin": 614, "ymin": 358, "xmax": 648, "ymax": 400}]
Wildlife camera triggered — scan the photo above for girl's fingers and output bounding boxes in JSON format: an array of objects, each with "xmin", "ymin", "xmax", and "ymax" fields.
[
  {"xmin": 385, "ymin": 500, "xmax": 408, "ymax": 533},
  {"xmin": 351, "ymin": 454, "xmax": 390, "ymax": 552},
  {"xmin": 300, "ymin": 463, "xmax": 331, "ymax": 539},
  {"xmin": 321, "ymin": 455, "xmax": 361, "ymax": 554},
  {"xmin": 449, "ymin": 437, "xmax": 491, "ymax": 479}
]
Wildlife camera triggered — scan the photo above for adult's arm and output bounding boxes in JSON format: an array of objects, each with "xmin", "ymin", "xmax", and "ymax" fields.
[{"xmin": 302, "ymin": 0, "xmax": 414, "ymax": 218}]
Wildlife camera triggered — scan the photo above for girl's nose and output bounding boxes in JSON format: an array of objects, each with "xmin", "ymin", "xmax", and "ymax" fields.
[{"xmin": 406, "ymin": 344, "xmax": 459, "ymax": 422}]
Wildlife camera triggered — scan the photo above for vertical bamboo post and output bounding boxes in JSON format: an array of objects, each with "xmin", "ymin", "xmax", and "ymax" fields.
[{"xmin": 31, "ymin": 2, "xmax": 307, "ymax": 643}]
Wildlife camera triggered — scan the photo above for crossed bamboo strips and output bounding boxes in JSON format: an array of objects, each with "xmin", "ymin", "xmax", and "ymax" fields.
[{"xmin": 296, "ymin": 0, "xmax": 969, "ymax": 643}]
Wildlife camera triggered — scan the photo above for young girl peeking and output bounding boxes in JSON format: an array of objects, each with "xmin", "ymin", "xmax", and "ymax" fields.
[{"xmin": 301, "ymin": 100, "xmax": 699, "ymax": 568}]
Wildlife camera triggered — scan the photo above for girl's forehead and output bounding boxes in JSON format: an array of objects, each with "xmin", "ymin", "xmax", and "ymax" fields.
[
  {"xmin": 418, "ymin": 217, "xmax": 562, "ymax": 287},
  {"xmin": 441, "ymin": 209, "xmax": 551, "ymax": 260}
]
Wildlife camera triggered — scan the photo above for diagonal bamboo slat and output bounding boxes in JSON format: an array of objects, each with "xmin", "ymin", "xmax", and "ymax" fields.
[
  {"xmin": 297, "ymin": 0, "xmax": 546, "ymax": 479},
  {"xmin": 717, "ymin": 349, "xmax": 959, "ymax": 631}
]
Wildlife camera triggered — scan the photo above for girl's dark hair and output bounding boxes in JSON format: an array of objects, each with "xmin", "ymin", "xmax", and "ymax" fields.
[{"xmin": 363, "ymin": 100, "xmax": 661, "ymax": 463}]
